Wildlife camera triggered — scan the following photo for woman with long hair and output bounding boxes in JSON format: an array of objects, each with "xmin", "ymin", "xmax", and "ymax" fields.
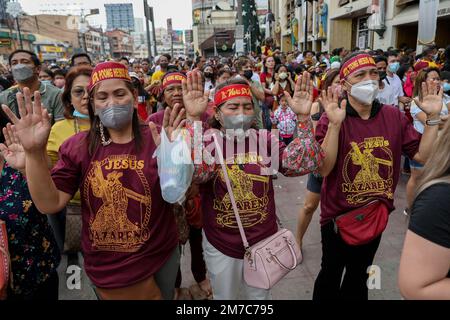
[
  {"xmin": 399, "ymin": 119, "xmax": 450, "ymax": 299},
  {"xmin": 46, "ymin": 66, "xmax": 92, "ymax": 268},
  {"xmin": 405, "ymin": 68, "xmax": 449, "ymax": 212},
  {"xmin": 260, "ymin": 56, "xmax": 276, "ymax": 129},
  {"xmin": 164, "ymin": 71, "xmax": 323, "ymax": 299},
  {"xmin": 271, "ymin": 64, "xmax": 296, "ymax": 110},
  {"xmin": 1, "ymin": 61, "xmax": 186, "ymax": 299}
]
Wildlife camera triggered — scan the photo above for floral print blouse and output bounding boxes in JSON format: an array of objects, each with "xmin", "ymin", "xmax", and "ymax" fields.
[{"xmin": 0, "ymin": 161, "xmax": 60, "ymax": 298}]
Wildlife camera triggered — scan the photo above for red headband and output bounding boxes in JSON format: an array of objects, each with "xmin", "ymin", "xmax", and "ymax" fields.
[
  {"xmin": 214, "ymin": 84, "xmax": 252, "ymax": 106},
  {"xmin": 162, "ymin": 72, "xmax": 186, "ymax": 90},
  {"xmin": 88, "ymin": 61, "xmax": 131, "ymax": 92},
  {"xmin": 340, "ymin": 54, "xmax": 376, "ymax": 79}
]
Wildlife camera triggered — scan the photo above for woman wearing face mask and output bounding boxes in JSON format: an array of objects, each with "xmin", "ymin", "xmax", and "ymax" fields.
[
  {"xmin": 45, "ymin": 66, "xmax": 92, "ymax": 267},
  {"xmin": 2, "ymin": 61, "xmax": 184, "ymax": 300},
  {"xmin": 260, "ymin": 57, "xmax": 276, "ymax": 130},
  {"xmin": 168, "ymin": 72, "xmax": 323, "ymax": 300},
  {"xmin": 405, "ymin": 68, "xmax": 449, "ymax": 214},
  {"xmin": 313, "ymin": 52, "xmax": 443, "ymax": 300},
  {"xmin": 271, "ymin": 64, "xmax": 296, "ymax": 111},
  {"xmin": 53, "ymin": 69, "xmax": 66, "ymax": 90},
  {"xmin": 202, "ymin": 65, "xmax": 216, "ymax": 93}
]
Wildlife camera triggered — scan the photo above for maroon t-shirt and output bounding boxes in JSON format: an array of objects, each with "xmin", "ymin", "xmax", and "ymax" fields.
[
  {"xmin": 51, "ymin": 127, "xmax": 178, "ymax": 289},
  {"xmin": 201, "ymin": 131, "xmax": 286, "ymax": 259},
  {"xmin": 316, "ymin": 104, "xmax": 421, "ymax": 226}
]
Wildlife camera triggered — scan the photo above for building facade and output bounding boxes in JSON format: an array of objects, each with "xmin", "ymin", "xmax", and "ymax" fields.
[
  {"xmin": 192, "ymin": 0, "xmax": 237, "ymax": 56},
  {"xmin": 105, "ymin": 29, "xmax": 133, "ymax": 59},
  {"xmin": 19, "ymin": 14, "xmax": 80, "ymax": 49},
  {"xmin": 105, "ymin": 3, "xmax": 135, "ymax": 32},
  {"xmin": 269, "ymin": 0, "xmax": 450, "ymax": 54}
]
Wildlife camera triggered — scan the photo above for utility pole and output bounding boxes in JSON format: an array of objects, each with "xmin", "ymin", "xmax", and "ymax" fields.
[
  {"xmin": 15, "ymin": 16, "xmax": 23, "ymax": 49},
  {"xmin": 236, "ymin": 0, "xmax": 243, "ymax": 25},
  {"xmin": 167, "ymin": 18, "xmax": 173, "ymax": 58},
  {"xmin": 150, "ymin": 7, "xmax": 157, "ymax": 56},
  {"xmin": 144, "ymin": 0, "xmax": 152, "ymax": 57},
  {"xmin": 304, "ymin": 0, "xmax": 308, "ymax": 51}
]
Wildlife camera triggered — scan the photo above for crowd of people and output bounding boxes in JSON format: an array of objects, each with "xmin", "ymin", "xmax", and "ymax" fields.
[{"xmin": 0, "ymin": 39, "xmax": 449, "ymax": 300}]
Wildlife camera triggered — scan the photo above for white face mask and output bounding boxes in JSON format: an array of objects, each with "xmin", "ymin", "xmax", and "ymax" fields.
[{"xmin": 346, "ymin": 79, "xmax": 379, "ymax": 105}]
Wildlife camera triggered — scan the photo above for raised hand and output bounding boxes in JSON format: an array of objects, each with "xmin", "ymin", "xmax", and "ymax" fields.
[
  {"xmin": 1, "ymin": 88, "xmax": 52, "ymax": 153},
  {"xmin": 318, "ymin": 85, "xmax": 347, "ymax": 126},
  {"xmin": 149, "ymin": 103, "xmax": 186, "ymax": 147},
  {"xmin": 182, "ymin": 71, "xmax": 209, "ymax": 120},
  {"xmin": 0, "ymin": 123, "xmax": 25, "ymax": 170},
  {"xmin": 413, "ymin": 81, "xmax": 444, "ymax": 117},
  {"xmin": 284, "ymin": 71, "xmax": 314, "ymax": 116}
]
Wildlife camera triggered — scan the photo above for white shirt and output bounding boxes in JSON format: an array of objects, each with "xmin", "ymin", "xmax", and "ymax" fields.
[
  {"xmin": 410, "ymin": 97, "xmax": 448, "ymax": 134},
  {"xmin": 204, "ymin": 80, "xmax": 214, "ymax": 92},
  {"xmin": 383, "ymin": 73, "xmax": 404, "ymax": 106},
  {"xmin": 377, "ymin": 83, "xmax": 396, "ymax": 106},
  {"xmin": 251, "ymin": 72, "xmax": 261, "ymax": 83},
  {"xmin": 444, "ymin": 93, "xmax": 450, "ymax": 107}
]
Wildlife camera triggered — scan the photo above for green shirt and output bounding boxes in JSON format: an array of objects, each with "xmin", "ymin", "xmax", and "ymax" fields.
[{"xmin": 0, "ymin": 81, "xmax": 64, "ymax": 124}]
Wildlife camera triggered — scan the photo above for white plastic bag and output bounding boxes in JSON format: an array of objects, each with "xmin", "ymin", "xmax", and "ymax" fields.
[{"xmin": 154, "ymin": 128, "xmax": 194, "ymax": 204}]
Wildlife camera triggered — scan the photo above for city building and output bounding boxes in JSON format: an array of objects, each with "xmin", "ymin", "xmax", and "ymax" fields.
[
  {"xmin": 19, "ymin": 14, "xmax": 80, "ymax": 49},
  {"xmin": 184, "ymin": 29, "xmax": 194, "ymax": 56},
  {"xmin": 269, "ymin": 0, "xmax": 450, "ymax": 54},
  {"xmin": 132, "ymin": 17, "xmax": 148, "ymax": 59},
  {"xmin": 84, "ymin": 27, "xmax": 103, "ymax": 59},
  {"xmin": 0, "ymin": 28, "xmax": 36, "ymax": 62},
  {"xmin": 192, "ymin": 0, "xmax": 237, "ymax": 56},
  {"xmin": 192, "ymin": 0, "xmax": 234, "ymax": 25},
  {"xmin": 19, "ymin": 14, "xmax": 80, "ymax": 61},
  {"xmin": 105, "ymin": 29, "xmax": 133, "ymax": 58},
  {"xmin": 0, "ymin": 0, "xmax": 10, "ymax": 24},
  {"xmin": 154, "ymin": 27, "xmax": 185, "ymax": 57},
  {"xmin": 105, "ymin": 3, "xmax": 135, "ymax": 33}
]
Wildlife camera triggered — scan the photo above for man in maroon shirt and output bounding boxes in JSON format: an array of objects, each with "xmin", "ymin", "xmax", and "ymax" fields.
[{"xmin": 313, "ymin": 52, "xmax": 444, "ymax": 300}]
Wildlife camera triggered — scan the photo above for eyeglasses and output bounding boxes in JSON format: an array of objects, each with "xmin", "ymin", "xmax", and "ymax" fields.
[{"xmin": 71, "ymin": 87, "xmax": 88, "ymax": 98}]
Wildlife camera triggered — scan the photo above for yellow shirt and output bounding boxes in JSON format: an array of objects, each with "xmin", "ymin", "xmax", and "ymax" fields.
[
  {"xmin": 151, "ymin": 70, "xmax": 166, "ymax": 84},
  {"xmin": 47, "ymin": 118, "xmax": 90, "ymax": 204}
]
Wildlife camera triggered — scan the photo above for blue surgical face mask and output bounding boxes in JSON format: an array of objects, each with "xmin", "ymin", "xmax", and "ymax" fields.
[
  {"xmin": 388, "ymin": 62, "xmax": 400, "ymax": 73},
  {"xmin": 73, "ymin": 109, "xmax": 90, "ymax": 119},
  {"xmin": 443, "ymin": 82, "xmax": 450, "ymax": 93},
  {"xmin": 41, "ymin": 80, "xmax": 52, "ymax": 85}
]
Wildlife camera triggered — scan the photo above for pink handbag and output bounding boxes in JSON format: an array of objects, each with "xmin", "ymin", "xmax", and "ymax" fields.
[
  {"xmin": 213, "ymin": 134, "xmax": 302, "ymax": 290},
  {"xmin": 0, "ymin": 220, "xmax": 12, "ymax": 300}
]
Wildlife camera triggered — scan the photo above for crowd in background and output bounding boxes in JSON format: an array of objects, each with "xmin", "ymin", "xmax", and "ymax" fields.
[{"xmin": 0, "ymin": 37, "xmax": 449, "ymax": 301}]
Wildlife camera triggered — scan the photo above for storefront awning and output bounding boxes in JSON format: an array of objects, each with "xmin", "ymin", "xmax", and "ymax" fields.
[
  {"xmin": 392, "ymin": 0, "xmax": 450, "ymax": 26},
  {"xmin": 331, "ymin": 6, "xmax": 370, "ymax": 20}
]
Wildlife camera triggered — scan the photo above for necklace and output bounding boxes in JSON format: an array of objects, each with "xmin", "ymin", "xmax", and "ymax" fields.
[{"xmin": 99, "ymin": 122, "xmax": 112, "ymax": 146}]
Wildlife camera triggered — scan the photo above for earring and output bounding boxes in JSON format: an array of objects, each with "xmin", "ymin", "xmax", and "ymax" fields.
[{"xmin": 99, "ymin": 122, "xmax": 112, "ymax": 146}]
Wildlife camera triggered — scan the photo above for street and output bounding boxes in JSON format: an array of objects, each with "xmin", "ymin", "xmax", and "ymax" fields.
[{"xmin": 58, "ymin": 171, "xmax": 410, "ymax": 300}]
